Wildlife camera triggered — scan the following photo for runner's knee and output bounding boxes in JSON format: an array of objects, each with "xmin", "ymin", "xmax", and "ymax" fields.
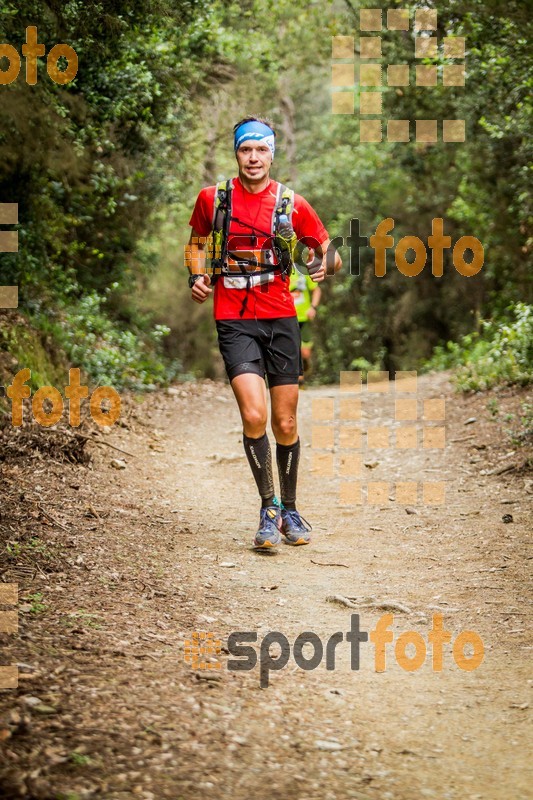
[
  {"xmin": 271, "ymin": 414, "xmax": 297, "ymax": 441},
  {"xmin": 242, "ymin": 407, "xmax": 268, "ymax": 437}
]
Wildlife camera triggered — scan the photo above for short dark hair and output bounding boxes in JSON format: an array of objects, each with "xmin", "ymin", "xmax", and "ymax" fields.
[{"xmin": 233, "ymin": 116, "xmax": 277, "ymax": 138}]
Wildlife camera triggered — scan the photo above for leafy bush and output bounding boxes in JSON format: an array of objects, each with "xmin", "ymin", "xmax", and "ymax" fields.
[
  {"xmin": 426, "ymin": 302, "xmax": 533, "ymax": 391},
  {"xmin": 34, "ymin": 289, "xmax": 180, "ymax": 391}
]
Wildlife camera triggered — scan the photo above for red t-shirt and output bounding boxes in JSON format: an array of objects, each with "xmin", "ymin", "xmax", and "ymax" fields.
[{"xmin": 188, "ymin": 177, "xmax": 328, "ymax": 320}]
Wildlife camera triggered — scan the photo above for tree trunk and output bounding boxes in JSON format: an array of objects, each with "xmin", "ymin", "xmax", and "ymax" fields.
[{"xmin": 279, "ymin": 94, "xmax": 297, "ymax": 184}]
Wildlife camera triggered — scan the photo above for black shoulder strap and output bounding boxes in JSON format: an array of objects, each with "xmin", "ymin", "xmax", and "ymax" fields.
[
  {"xmin": 211, "ymin": 180, "xmax": 232, "ymax": 279},
  {"xmin": 212, "ymin": 179, "xmax": 232, "ymax": 232},
  {"xmin": 211, "ymin": 180, "xmax": 296, "ymax": 278},
  {"xmin": 220, "ymin": 179, "xmax": 232, "ymax": 263}
]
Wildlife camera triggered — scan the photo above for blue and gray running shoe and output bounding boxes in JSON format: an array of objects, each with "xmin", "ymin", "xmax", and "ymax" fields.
[
  {"xmin": 281, "ymin": 508, "xmax": 312, "ymax": 545},
  {"xmin": 253, "ymin": 505, "xmax": 282, "ymax": 549}
]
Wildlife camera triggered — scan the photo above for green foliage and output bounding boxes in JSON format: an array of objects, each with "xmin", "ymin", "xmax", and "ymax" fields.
[
  {"xmin": 427, "ymin": 302, "xmax": 533, "ymax": 390},
  {"xmin": 0, "ymin": 0, "xmax": 225, "ymax": 385},
  {"xmin": 157, "ymin": 0, "xmax": 531, "ymax": 380},
  {"xmin": 509, "ymin": 403, "xmax": 533, "ymax": 449},
  {"xmin": 60, "ymin": 610, "xmax": 103, "ymax": 630},
  {"xmin": 25, "ymin": 591, "xmax": 47, "ymax": 614},
  {"xmin": 0, "ymin": 313, "xmax": 68, "ymax": 389},
  {"xmin": 6, "ymin": 540, "xmax": 54, "ymax": 569},
  {"xmin": 0, "ymin": 0, "xmax": 531, "ymax": 386},
  {"xmin": 69, "ymin": 752, "xmax": 92, "ymax": 767},
  {"xmin": 38, "ymin": 290, "xmax": 178, "ymax": 390},
  {"xmin": 55, "ymin": 795, "xmax": 82, "ymax": 800}
]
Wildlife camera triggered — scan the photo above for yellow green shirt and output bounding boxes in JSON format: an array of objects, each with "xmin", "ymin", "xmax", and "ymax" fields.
[{"xmin": 289, "ymin": 270, "xmax": 318, "ymax": 322}]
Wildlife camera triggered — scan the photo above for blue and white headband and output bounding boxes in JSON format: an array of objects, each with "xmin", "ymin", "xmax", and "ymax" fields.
[{"xmin": 234, "ymin": 120, "xmax": 275, "ymax": 160}]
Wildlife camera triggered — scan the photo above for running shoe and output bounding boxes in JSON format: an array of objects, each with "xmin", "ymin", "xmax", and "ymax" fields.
[
  {"xmin": 280, "ymin": 508, "xmax": 312, "ymax": 545},
  {"xmin": 253, "ymin": 505, "xmax": 282, "ymax": 549}
]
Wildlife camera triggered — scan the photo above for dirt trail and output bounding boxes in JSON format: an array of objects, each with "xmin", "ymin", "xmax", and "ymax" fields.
[{"xmin": 0, "ymin": 374, "xmax": 531, "ymax": 800}]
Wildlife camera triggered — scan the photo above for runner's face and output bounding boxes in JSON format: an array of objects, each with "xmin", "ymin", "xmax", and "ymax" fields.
[{"xmin": 236, "ymin": 140, "xmax": 272, "ymax": 183}]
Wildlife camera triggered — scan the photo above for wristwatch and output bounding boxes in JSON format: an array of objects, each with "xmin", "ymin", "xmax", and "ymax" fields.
[{"xmin": 188, "ymin": 274, "xmax": 204, "ymax": 289}]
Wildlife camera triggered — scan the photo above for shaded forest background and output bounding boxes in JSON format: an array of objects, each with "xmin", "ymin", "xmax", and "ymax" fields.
[{"xmin": 0, "ymin": 0, "xmax": 531, "ymax": 392}]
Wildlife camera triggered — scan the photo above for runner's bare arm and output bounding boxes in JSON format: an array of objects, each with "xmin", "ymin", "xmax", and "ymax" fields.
[
  {"xmin": 186, "ymin": 228, "xmax": 212, "ymax": 303},
  {"xmin": 307, "ymin": 285, "xmax": 322, "ymax": 320}
]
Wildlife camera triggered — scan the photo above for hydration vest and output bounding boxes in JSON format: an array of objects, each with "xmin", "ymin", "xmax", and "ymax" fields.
[{"xmin": 209, "ymin": 179, "xmax": 298, "ymax": 283}]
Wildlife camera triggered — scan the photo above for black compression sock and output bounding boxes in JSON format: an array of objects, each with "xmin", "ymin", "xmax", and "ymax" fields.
[
  {"xmin": 243, "ymin": 433, "xmax": 275, "ymax": 507},
  {"xmin": 276, "ymin": 438, "xmax": 300, "ymax": 511}
]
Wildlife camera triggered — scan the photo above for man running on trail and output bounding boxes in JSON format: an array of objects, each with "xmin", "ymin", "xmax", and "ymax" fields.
[
  {"xmin": 186, "ymin": 116, "xmax": 341, "ymax": 549},
  {"xmin": 289, "ymin": 269, "xmax": 321, "ymax": 384}
]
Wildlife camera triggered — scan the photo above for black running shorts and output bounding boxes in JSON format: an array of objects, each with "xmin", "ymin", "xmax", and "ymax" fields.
[{"xmin": 216, "ymin": 317, "xmax": 302, "ymax": 386}]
